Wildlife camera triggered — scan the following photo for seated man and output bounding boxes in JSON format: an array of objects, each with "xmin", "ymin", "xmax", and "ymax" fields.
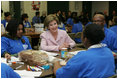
[
  {"xmin": 93, "ymin": 14, "xmax": 117, "ymax": 53},
  {"xmin": 53, "ymin": 24, "xmax": 115, "ymax": 78},
  {"xmin": 32, "ymin": 12, "xmax": 41, "ymax": 25}
]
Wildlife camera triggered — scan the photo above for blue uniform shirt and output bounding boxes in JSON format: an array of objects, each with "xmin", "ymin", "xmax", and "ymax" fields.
[
  {"xmin": 109, "ymin": 25, "xmax": 117, "ymax": 34},
  {"xmin": 72, "ymin": 22, "xmax": 83, "ymax": 43},
  {"xmin": 101, "ymin": 27, "xmax": 117, "ymax": 53},
  {"xmin": 85, "ymin": 22, "xmax": 92, "ymax": 26},
  {"xmin": 58, "ymin": 24, "xmax": 66, "ymax": 31},
  {"xmin": 24, "ymin": 21, "xmax": 31, "ymax": 28},
  {"xmin": 56, "ymin": 45, "xmax": 115, "ymax": 78},
  {"xmin": 1, "ymin": 19, "xmax": 7, "ymax": 28},
  {"xmin": 1, "ymin": 36, "xmax": 32, "ymax": 56},
  {"xmin": 1, "ymin": 63, "xmax": 21, "ymax": 78},
  {"xmin": 32, "ymin": 16, "xmax": 41, "ymax": 24},
  {"xmin": 104, "ymin": 23, "xmax": 108, "ymax": 28}
]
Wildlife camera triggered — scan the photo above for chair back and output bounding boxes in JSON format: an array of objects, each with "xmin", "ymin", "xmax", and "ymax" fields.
[
  {"xmin": 75, "ymin": 32, "xmax": 82, "ymax": 39},
  {"xmin": 68, "ymin": 33, "xmax": 76, "ymax": 40}
]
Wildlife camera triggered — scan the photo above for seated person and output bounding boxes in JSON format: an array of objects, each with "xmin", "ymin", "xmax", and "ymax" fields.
[
  {"xmin": 1, "ymin": 12, "xmax": 11, "ymax": 28},
  {"xmin": 93, "ymin": 14, "xmax": 117, "ymax": 53},
  {"xmin": 32, "ymin": 11, "xmax": 41, "ymax": 25},
  {"xmin": 21, "ymin": 13, "xmax": 31, "ymax": 28},
  {"xmin": 57, "ymin": 16, "xmax": 66, "ymax": 31},
  {"xmin": 40, "ymin": 14, "xmax": 76, "ymax": 52},
  {"xmin": 1, "ymin": 63, "xmax": 21, "ymax": 78},
  {"xmin": 1, "ymin": 19, "xmax": 32, "ymax": 59},
  {"xmin": 40, "ymin": 11, "xmax": 46, "ymax": 23},
  {"xmin": 54, "ymin": 24, "xmax": 115, "ymax": 78},
  {"xmin": 72, "ymin": 17, "xmax": 83, "ymax": 43}
]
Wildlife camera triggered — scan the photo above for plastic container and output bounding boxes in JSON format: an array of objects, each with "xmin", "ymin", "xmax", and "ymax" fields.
[{"xmin": 61, "ymin": 48, "xmax": 68, "ymax": 58}]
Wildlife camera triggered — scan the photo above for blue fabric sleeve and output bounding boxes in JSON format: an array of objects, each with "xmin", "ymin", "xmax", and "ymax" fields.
[
  {"xmin": 1, "ymin": 37, "xmax": 9, "ymax": 56},
  {"xmin": 28, "ymin": 22, "xmax": 31, "ymax": 28},
  {"xmin": 1, "ymin": 63, "xmax": 21, "ymax": 78},
  {"xmin": 32, "ymin": 17, "xmax": 36, "ymax": 24},
  {"xmin": 56, "ymin": 52, "xmax": 85, "ymax": 78},
  {"xmin": 1, "ymin": 20, "xmax": 6, "ymax": 28}
]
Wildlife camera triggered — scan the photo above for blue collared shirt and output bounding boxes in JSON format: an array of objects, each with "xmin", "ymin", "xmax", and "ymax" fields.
[
  {"xmin": 1, "ymin": 63, "xmax": 21, "ymax": 78},
  {"xmin": 1, "ymin": 36, "xmax": 32, "ymax": 56},
  {"xmin": 56, "ymin": 44, "xmax": 115, "ymax": 78}
]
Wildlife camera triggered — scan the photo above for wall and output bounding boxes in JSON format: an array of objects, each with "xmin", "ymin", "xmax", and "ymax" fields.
[
  {"xmin": 69, "ymin": 1, "xmax": 82, "ymax": 16},
  {"xmin": 23, "ymin": 1, "xmax": 47, "ymax": 22},
  {"xmin": 1, "ymin": 1, "xmax": 109, "ymax": 21},
  {"xmin": 1, "ymin": 1, "xmax": 10, "ymax": 20},
  {"xmin": 92, "ymin": 1, "xmax": 109, "ymax": 17}
]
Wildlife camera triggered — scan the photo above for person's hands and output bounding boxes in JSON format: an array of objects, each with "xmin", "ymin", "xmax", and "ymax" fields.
[
  {"xmin": 5, "ymin": 53, "xmax": 11, "ymax": 59},
  {"xmin": 59, "ymin": 43, "xmax": 70, "ymax": 50},
  {"xmin": 63, "ymin": 43, "xmax": 70, "ymax": 48}
]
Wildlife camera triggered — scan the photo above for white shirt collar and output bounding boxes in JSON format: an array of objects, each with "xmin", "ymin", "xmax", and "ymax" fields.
[{"xmin": 88, "ymin": 43, "xmax": 107, "ymax": 49}]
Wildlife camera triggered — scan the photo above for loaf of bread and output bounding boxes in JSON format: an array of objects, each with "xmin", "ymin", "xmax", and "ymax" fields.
[{"xmin": 19, "ymin": 50, "xmax": 49, "ymax": 66}]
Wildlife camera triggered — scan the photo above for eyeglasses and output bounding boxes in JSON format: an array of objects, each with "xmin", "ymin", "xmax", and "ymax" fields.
[{"xmin": 93, "ymin": 20, "xmax": 104, "ymax": 23}]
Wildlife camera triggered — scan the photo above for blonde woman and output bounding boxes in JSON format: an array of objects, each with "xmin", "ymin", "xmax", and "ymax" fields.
[{"xmin": 40, "ymin": 14, "xmax": 75, "ymax": 52}]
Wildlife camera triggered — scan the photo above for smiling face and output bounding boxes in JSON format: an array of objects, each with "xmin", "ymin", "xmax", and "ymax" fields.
[
  {"xmin": 16, "ymin": 24, "xmax": 23, "ymax": 38},
  {"xmin": 48, "ymin": 20, "xmax": 58, "ymax": 33}
]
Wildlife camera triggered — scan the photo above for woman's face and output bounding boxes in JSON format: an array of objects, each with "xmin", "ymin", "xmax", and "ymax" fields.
[
  {"xmin": 16, "ymin": 24, "xmax": 23, "ymax": 38},
  {"xmin": 48, "ymin": 20, "xmax": 58, "ymax": 33}
]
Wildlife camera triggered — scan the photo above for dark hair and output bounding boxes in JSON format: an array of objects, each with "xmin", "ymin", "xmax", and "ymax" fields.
[
  {"xmin": 6, "ymin": 19, "xmax": 25, "ymax": 37},
  {"xmin": 36, "ymin": 12, "xmax": 40, "ymax": 16},
  {"xmin": 73, "ymin": 16, "xmax": 80, "ymax": 23},
  {"xmin": 81, "ymin": 16, "xmax": 89, "ymax": 25},
  {"xmin": 21, "ymin": 13, "xmax": 28, "ymax": 20},
  {"xmin": 83, "ymin": 24, "xmax": 105, "ymax": 45},
  {"xmin": 94, "ymin": 12, "xmax": 105, "ymax": 19},
  {"xmin": 4, "ymin": 12, "xmax": 11, "ymax": 17}
]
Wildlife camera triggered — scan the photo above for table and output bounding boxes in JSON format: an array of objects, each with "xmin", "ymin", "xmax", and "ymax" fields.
[{"xmin": 8, "ymin": 47, "xmax": 117, "ymax": 78}]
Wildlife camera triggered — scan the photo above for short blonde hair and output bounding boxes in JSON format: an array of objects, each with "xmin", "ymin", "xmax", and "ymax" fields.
[{"xmin": 44, "ymin": 14, "xmax": 59, "ymax": 28}]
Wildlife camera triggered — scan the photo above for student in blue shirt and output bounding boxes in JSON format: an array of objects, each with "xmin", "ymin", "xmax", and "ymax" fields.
[
  {"xmin": 32, "ymin": 11, "xmax": 41, "ymax": 25},
  {"xmin": 93, "ymin": 14, "xmax": 117, "ymax": 53},
  {"xmin": 1, "ymin": 63, "xmax": 21, "ymax": 78},
  {"xmin": 72, "ymin": 17, "xmax": 83, "ymax": 43},
  {"xmin": 1, "ymin": 19, "xmax": 32, "ymax": 59},
  {"xmin": 66, "ymin": 12, "xmax": 77, "ymax": 27},
  {"xmin": 1, "ymin": 12, "xmax": 11, "ymax": 28},
  {"xmin": 21, "ymin": 13, "xmax": 31, "ymax": 28},
  {"xmin": 54, "ymin": 24, "xmax": 115, "ymax": 78}
]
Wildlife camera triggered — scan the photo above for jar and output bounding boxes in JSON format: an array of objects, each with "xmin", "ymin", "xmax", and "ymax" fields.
[{"xmin": 61, "ymin": 48, "xmax": 68, "ymax": 58}]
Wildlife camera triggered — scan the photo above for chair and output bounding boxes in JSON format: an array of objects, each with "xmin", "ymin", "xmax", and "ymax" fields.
[
  {"xmin": 74, "ymin": 32, "xmax": 85, "ymax": 48},
  {"xmin": 75, "ymin": 32, "xmax": 82, "ymax": 39},
  {"xmin": 68, "ymin": 33, "xmax": 76, "ymax": 40}
]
